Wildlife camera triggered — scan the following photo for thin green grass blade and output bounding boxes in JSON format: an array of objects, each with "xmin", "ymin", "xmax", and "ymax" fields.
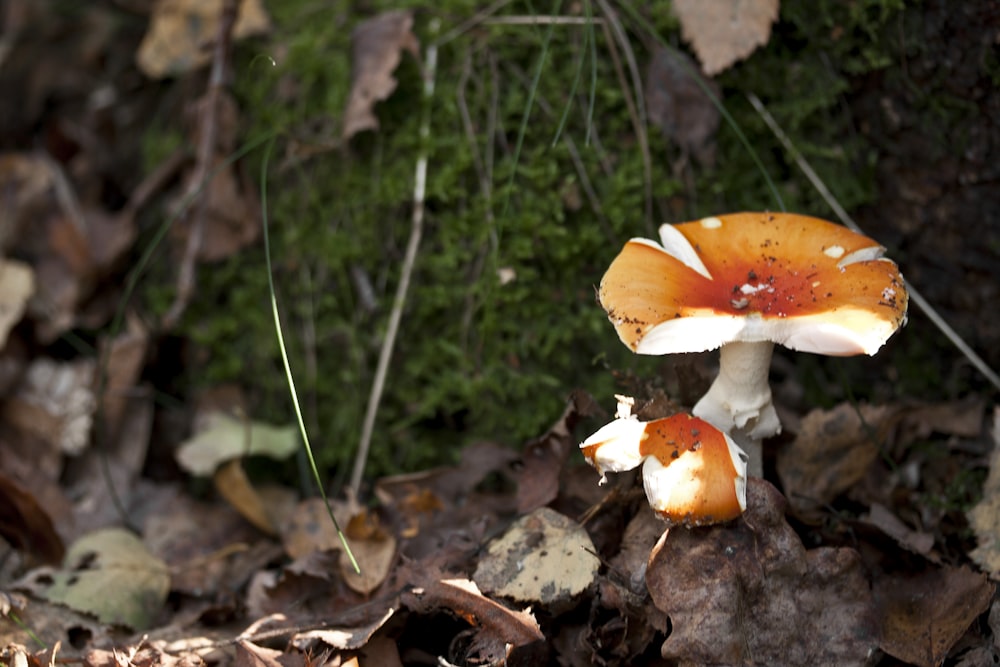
[{"xmin": 258, "ymin": 138, "xmax": 359, "ymax": 574}]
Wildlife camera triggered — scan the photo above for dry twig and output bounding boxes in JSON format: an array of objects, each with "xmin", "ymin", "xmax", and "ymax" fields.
[{"xmin": 162, "ymin": 0, "xmax": 238, "ymax": 330}]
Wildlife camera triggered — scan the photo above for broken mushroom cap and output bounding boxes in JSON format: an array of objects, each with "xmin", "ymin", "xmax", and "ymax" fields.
[
  {"xmin": 599, "ymin": 212, "xmax": 908, "ymax": 356},
  {"xmin": 581, "ymin": 413, "xmax": 748, "ymax": 527}
]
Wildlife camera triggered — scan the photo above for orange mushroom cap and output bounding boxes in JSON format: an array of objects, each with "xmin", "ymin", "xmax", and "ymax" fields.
[
  {"xmin": 599, "ymin": 212, "xmax": 908, "ymax": 356},
  {"xmin": 581, "ymin": 413, "xmax": 747, "ymax": 527}
]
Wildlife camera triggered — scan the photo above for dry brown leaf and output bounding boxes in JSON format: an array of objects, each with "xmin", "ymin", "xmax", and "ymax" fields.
[
  {"xmin": 234, "ymin": 640, "xmax": 303, "ymax": 667},
  {"xmin": 136, "ymin": 0, "xmax": 271, "ymax": 79},
  {"xmin": 876, "ymin": 565, "xmax": 995, "ymax": 667},
  {"xmin": 517, "ymin": 390, "xmax": 599, "ymax": 513},
  {"xmin": 342, "ymin": 11, "xmax": 420, "ymax": 140},
  {"xmin": 473, "ymin": 507, "xmax": 599, "ymax": 610},
  {"xmin": 776, "ymin": 402, "xmax": 902, "ymax": 519},
  {"xmin": 339, "ymin": 510, "xmax": 396, "ymax": 595},
  {"xmin": 646, "ymin": 479, "xmax": 878, "ymax": 665},
  {"xmin": 281, "ymin": 497, "xmax": 358, "ymax": 560},
  {"xmin": 142, "ymin": 493, "xmax": 272, "ymax": 597},
  {"xmin": 900, "ymin": 397, "xmax": 986, "ymax": 441},
  {"xmin": 672, "ymin": 0, "xmax": 780, "ymax": 76},
  {"xmin": 862, "ymin": 502, "xmax": 938, "ymax": 561},
  {"xmin": 0, "ymin": 470, "xmax": 64, "ymax": 563},
  {"xmin": 645, "ymin": 47, "xmax": 721, "ymax": 166},
  {"xmin": 290, "ymin": 607, "xmax": 396, "ymax": 652},
  {"xmin": 402, "ymin": 575, "xmax": 544, "ymax": 664},
  {"xmin": 214, "ymin": 460, "xmax": 277, "ymax": 535}
]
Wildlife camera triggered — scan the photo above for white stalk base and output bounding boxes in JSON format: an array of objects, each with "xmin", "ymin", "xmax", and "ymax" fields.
[{"xmin": 692, "ymin": 341, "xmax": 781, "ymax": 477}]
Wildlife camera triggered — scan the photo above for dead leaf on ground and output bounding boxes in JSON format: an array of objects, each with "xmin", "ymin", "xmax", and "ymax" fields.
[
  {"xmin": 672, "ymin": 0, "xmax": 780, "ymax": 76},
  {"xmin": 235, "ymin": 640, "xmax": 304, "ymax": 667},
  {"xmin": 517, "ymin": 389, "xmax": 600, "ymax": 513},
  {"xmin": 0, "ymin": 470, "xmax": 64, "ymax": 563},
  {"xmin": 596, "ymin": 504, "xmax": 669, "ymax": 661},
  {"xmin": 290, "ymin": 607, "xmax": 396, "ymax": 653},
  {"xmin": 900, "ymin": 397, "xmax": 987, "ymax": 441},
  {"xmin": 339, "ymin": 510, "xmax": 396, "ymax": 595},
  {"xmin": 876, "ymin": 565, "xmax": 995, "ymax": 667},
  {"xmin": 0, "ymin": 597, "xmax": 109, "ymax": 652},
  {"xmin": 646, "ymin": 479, "xmax": 879, "ymax": 666},
  {"xmin": 473, "ymin": 507, "xmax": 599, "ymax": 610},
  {"xmin": 17, "ymin": 528, "xmax": 170, "ymax": 630},
  {"xmin": 401, "ymin": 574, "xmax": 544, "ymax": 665},
  {"xmin": 861, "ymin": 502, "xmax": 938, "ymax": 562},
  {"xmin": 776, "ymin": 402, "xmax": 902, "ymax": 519},
  {"xmin": 645, "ymin": 47, "xmax": 721, "ymax": 166},
  {"xmin": 342, "ymin": 10, "xmax": 420, "ymax": 140},
  {"xmin": 0, "ymin": 153, "xmax": 137, "ymax": 342},
  {"xmin": 281, "ymin": 496, "xmax": 359, "ymax": 560},
  {"xmin": 142, "ymin": 491, "xmax": 278, "ymax": 598},
  {"xmin": 214, "ymin": 460, "xmax": 280, "ymax": 535},
  {"xmin": 136, "ymin": 0, "xmax": 271, "ymax": 79}
]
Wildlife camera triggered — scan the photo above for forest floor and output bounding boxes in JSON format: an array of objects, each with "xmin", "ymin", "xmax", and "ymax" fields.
[{"xmin": 1, "ymin": 2, "xmax": 1000, "ymax": 667}]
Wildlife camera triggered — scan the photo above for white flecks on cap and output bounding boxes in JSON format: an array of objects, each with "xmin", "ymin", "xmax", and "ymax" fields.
[
  {"xmin": 824, "ymin": 245, "xmax": 845, "ymax": 259},
  {"xmin": 699, "ymin": 216, "xmax": 723, "ymax": 229}
]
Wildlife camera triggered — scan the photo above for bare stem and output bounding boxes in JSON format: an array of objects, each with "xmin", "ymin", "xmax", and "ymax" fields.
[
  {"xmin": 350, "ymin": 20, "xmax": 439, "ymax": 496},
  {"xmin": 692, "ymin": 340, "xmax": 780, "ymax": 477}
]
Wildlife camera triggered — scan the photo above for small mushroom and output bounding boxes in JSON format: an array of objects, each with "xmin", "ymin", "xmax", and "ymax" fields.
[
  {"xmin": 599, "ymin": 212, "xmax": 908, "ymax": 476},
  {"xmin": 581, "ymin": 406, "xmax": 748, "ymax": 527}
]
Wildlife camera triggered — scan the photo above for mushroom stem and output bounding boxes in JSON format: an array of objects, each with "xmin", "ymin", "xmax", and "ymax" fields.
[{"xmin": 692, "ymin": 340, "xmax": 780, "ymax": 477}]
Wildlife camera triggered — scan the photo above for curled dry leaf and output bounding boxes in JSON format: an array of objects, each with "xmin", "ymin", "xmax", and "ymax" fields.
[
  {"xmin": 402, "ymin": 575, "xmax": 544, "ymax": 665},
  {"xmin": 290, "ymin": 607, "xmax": 396, "ymax": 652},
  {"xmin": 213, "ymin": 460, "xmax": 277, "ymax": 535},
  {"xmin": 646, "ymin": 479, "xmax": 878, "ymax": 666},
  {"xmin": 776, "ymin": 402, "xmax": 902, "ymax": 519},
  {"xmin": 672, "ymin": 0, "xmax": 780, "ymax": 76},
  {"xmin": 342, "ymin": 10, "xmax": 420, "ymax": 140},
  {"xmin": 136, "ymin": 0, "xmax": 271, "ymax": 79},
  {"xmin": 473, "ymin": 507, "xmax": 599, "ymax": 610}
]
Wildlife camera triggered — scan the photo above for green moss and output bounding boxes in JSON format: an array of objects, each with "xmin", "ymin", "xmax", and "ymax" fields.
[{"xmin": 143, "ymin": 0, "xmax": 917, "ymax": 479}]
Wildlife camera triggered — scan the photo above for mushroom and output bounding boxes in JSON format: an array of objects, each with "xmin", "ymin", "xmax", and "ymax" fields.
[
  {"xmin": 598, "ymin": 212, "xmax": 908, "ymax": 476},
  {"xmin": 581, "ymin": 397, "xmax": 748, "ymax": 526}
]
